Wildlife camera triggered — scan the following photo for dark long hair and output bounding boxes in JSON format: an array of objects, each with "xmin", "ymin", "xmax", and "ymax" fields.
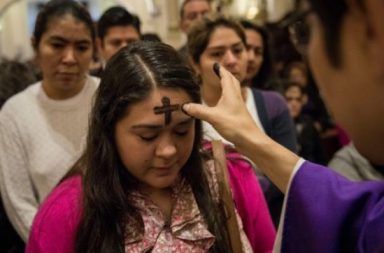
[
  {"xmin": 188, "ymin": 14, "xmax": 246, "ymax": 64},
  {"xmin": 32, "ymin": 0, "xmax": 95, "ymax": 49},
  {"xmin": 240, "ymin": 20, "xmax": 275, "ymax": 90},
  {"xmin": 308, "ymin": 0, "xmax": 347, "ymax": 67},
  {"xmin": 75, "ymin": 41, "xmax": 231, "ymax": 253}
]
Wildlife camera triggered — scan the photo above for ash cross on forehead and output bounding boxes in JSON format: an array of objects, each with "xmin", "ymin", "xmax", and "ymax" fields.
[{"xmin": 153, "ymin": 96, "xmax": 180, "ymax": 125}]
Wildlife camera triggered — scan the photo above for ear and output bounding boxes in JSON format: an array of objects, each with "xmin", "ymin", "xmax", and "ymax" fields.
[
  {"xmin": 365, "ymin": 0, "xmax": 384, "ymax": 81},
  {"xmin": 189, "ymin": 55, "xmax": 201, "ymax": 75},
  {"xmin": 179, "ymin": 19, "xmax": 188, "ymax": 33},
  {"xmin": 30, "ymin": 37, "xmax": 39, "ymax": 63},
  {"xmin": 350, "ymin": 0, "xmax": 384, "ymax": 81},
  {"xmin": 96, "ymin": 37, "xmax": 103, "ymax": 52},
  {"xmin": 96, "ymin": 38, "xmax": 106, "ymax": 61}
]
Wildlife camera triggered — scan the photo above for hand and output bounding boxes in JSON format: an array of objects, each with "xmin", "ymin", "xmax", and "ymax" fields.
[
  {"xmin": 182, "ymin": 63, "xmax": 261, "ymax": 147},
  {"xmin": 183, "ymin": 63, "xmax": 299, "ymax": 193}
]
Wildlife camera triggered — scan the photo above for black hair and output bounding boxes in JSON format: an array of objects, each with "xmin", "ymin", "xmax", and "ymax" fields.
[
  {"xmin": 188, "ymin": 14, "xmax": 246, "ymax": 64},
  {"xmin": 283, "ymin": 80, "xmax": 307, "ymax": 95},
  {"xmin": 308, "ymin": 0, "xmax": 348, "ymax": 66},
  {"xmin": 0, "ymin": 59, "xmax": 38, "ymax": 108},
  {"xmin": 32, "ymin": 0, "xmax": 95, "ymax": 49},
  {"xmin": 141, "ymin": 33, "xmax": 162, "ymax": 42},
  {"xmin": 179, "ymin": 0, "xmax": 211, "ymax": 19},
  {"xmin": 75, "ymin": 41, "xmax": 231, "ymax": 253},
  {"xmin": 240, "ymin": 19, "xmax": 275, "ymax": 89},
  {"xmin": 97, "ymin": 6, "xmax": 141, "ymax": 39}
]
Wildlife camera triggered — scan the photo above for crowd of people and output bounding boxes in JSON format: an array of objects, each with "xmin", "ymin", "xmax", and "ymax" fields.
[{"xmin": 1, "ymin": 0, "xmax": 383, "ymax": 252}]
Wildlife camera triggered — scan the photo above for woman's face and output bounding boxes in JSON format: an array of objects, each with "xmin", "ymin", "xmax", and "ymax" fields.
[
  {"xmin": 245, "ymin": 29, "xmax": 264, "ymax": 80},
  {"xmin": 36, "ymin": 14, "xmax": 93, "ymax": 99},
  {"xmin": 115, "ymin": 88, "xmax": 195, "ymax": 193},
  {"xmin": 196, "ymin": 26, "xmax": 248, "ymax": 89}
]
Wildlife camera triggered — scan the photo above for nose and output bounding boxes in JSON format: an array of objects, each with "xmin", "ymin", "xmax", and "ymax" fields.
[
  {"xmin": 247, "ymin": 49, "xmax": 255, "ymax": 62},
  {"xmin": 196, "ymin": 13, "xmax": 205, "ymax": 22},
  {"xmin": 62, "ymin": 47, "xmax": 76, "ymax": 64},
  {"xmin": 223, "ymin": 50, "xmax": 238, "ymax": 67},
  {"xmin": 155, "ymin": 135, "xmax": 177, "ymax": 159},
  {"xmin": 120, "ymin": 41, "xmax": 129, "ymax": 49}
]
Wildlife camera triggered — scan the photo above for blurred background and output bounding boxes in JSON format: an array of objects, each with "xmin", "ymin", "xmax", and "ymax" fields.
[{"xmin": 0, "ymin": 0, "xmax": 295, "ymax": 60}]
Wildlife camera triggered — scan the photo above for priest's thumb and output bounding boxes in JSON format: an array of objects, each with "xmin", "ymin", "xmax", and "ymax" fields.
[{"xmin": 182, "ymin": 103, "xmax": 212, "ymax": 122}]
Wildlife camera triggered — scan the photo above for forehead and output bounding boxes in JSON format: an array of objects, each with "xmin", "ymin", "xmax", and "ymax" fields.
[
  {"xmin": 125, "ymin": 88, "xmax": 192, "ymax": 121},
  {"xmin": 183, "ymin": 0, "xmax": 210, "ymax": 15},
  {"xmin": 245, "ymin": 29, "xmax": 263, "ymax": 45},
  {"xmin": 207, "ymin": 26, "xmax": 243, "ymax": 47},
  {"xmin": 104, "ymin": 25, "xmax": 140, "ymax": 39},
  {"xmin": 43, "ymin": 14, "xmax": 92, "ymax": 41},
  {"xmin": 290, "ymin": 66, "xmax": 306, "ymax": 75},
  {"xmin": 285, "ymin": 86, "xmax": 302, "ymax": 96}
]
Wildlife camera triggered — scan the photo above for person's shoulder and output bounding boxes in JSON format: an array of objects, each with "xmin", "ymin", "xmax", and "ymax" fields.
[
  {"xmin": 87, "ymin": 75, "xmax": 101, "ymax": 89},
  {"xmin": 27, "ymin": 175, "xmax": 82, "ymax": 252},
  {"xmin": 31, "ymin": 175, "xmax": 82, "ymax": 234},
  {"xmin": 0, "ymin": 82, "xmax": 41, "ymax": 123},
  {"xmin": 40, "ymin": 175, "xmax": 82, "ymax": 213},
  {"xmin": 258, "ymin": 89, "xmax": 287, "ymax": 106},
  {"xmin": 251, "ymin": 88, "xmax": 289, "ymax": 117},
  {"xmin": 298, "ymin": 114, "xmax": 315, "ymax": 123},
  {"xmin": 1, "ymin": 82, "xmax": 40, "ymax": 111}
]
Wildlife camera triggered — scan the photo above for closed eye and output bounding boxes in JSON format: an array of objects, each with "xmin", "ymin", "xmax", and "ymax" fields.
[
  {"xmin": 209, "ymin": 50, "xmax": 224, "ymax": 58},
  {"xmin": 139, "ymin": 134, "xmax": 158, "ymax": 142},
  {"xmin": 174, "ymin": 130, "xmax": 188, "ymax": 136}
]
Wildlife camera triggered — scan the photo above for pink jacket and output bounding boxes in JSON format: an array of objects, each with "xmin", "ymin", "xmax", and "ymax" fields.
[{"xmin": 27, "ymin": 159, "xmax": 275, "ymax": 252}]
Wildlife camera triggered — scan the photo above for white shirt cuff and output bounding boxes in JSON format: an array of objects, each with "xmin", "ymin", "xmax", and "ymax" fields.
[{"xmin": 273, "ymin": 158, "xmax": 306, "ymax": 253}]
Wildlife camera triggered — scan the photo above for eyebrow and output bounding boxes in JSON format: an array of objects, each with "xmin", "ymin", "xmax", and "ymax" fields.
[
  {"xmin": 206, "ymin": 42, "xmax": 244, "ymax": 51},
  {"xmin": 49, "ymin": 36, "xmax": 92, "ymax": 45},
  {"xmin": 131, "ymin": 117, "xmax": 194, "ymax": 129}
]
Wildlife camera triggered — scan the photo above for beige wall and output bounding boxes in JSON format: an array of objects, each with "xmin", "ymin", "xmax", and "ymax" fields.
[
  {"xmin": 0, "ymin": 0, "xmax": 33, "ymax": 60},
  {"xmin": 0, "ymin": 0, "xmax": 294, "ymax": 60}
]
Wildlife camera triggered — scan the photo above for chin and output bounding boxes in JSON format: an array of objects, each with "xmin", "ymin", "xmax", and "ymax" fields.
[{"xmin": 151, "ymin": 174, "xmax": 179, "ymax": 189}]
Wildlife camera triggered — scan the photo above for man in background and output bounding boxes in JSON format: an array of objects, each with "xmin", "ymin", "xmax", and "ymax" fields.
[
  {"xmin": 91, "ymin": 6, "xmax": 141, "ymax": 77},
  {"xmin": 178, "ymin": 0, "xmax": 212, "ymax": 58}
]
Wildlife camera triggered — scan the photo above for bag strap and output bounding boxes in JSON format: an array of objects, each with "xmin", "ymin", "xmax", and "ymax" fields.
[{"xmin": 211, "ymin": 140, "xmax": 243, "ymax": 253}]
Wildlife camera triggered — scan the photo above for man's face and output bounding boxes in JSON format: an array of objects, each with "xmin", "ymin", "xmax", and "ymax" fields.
[
  {"xmin": 307, "ymin": 1, "xmax": 384, "ymax": 163},
  {"xmin": 98, "ymin": 25, "xmax": 140, "ymax": 62},
  {"xmin": 180, "ymin": 0, "xmax": 211, "ymax": 33}
]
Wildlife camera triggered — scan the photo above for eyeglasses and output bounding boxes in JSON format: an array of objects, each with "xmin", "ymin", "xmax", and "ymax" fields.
[{"xmin": 281, "ymin": 9, "xmax": 312, "ymax": 55}]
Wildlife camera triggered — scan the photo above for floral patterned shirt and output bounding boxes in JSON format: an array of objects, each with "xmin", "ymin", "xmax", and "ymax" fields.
[{"xmin": 124, "ymin": 162, "xmax": 253, "ymax": 252}]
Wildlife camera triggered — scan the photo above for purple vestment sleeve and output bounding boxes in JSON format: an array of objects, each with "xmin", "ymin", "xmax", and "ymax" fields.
[{"xmin": 282, "ymin": 161, "xmax": 384, "ymax": 253}]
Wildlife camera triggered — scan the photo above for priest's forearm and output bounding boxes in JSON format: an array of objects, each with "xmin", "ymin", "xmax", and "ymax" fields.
[{"xmin": 232, "ymin": 124, "xmax": 300, "ymax": 194}]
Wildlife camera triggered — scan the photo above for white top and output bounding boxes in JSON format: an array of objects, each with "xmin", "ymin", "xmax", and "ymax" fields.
[
  {"xmin": 273, "ymin": 158, "xmax": 305, "ymax": 253},
  {"xmin": 0, "ymin": 76, "xmax": 99, "ymax": 241},
  {"xmin": 202, "ymin": 87, "xmax": 265, "ymax": 145}
]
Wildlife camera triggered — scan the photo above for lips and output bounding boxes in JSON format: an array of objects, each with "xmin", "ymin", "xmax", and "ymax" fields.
[
  {"xmin": 152, "ymin": 166, "xmax": 174, "ymax": 177},
  {"xmin": 58, "ymin": 72, "xmax": 77, "ymax": 76},
  {"xmin": 152, "ymin": 162, "xmax": 177, "ymax": 172},
  {"xmin": 154, "ymin": 167, "xmax": 171, "ymax": 170}
]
